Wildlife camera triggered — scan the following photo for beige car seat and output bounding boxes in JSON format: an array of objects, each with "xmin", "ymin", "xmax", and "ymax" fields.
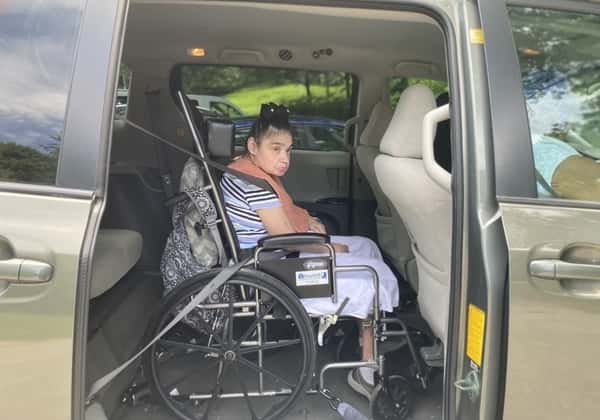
[
  {"xmin": 375, "ymin": 85, "xmax": 452, "ymax": 346},
  {"xmin": 355, "ymin": 101, "xmax": 417, "ymax": 289}
]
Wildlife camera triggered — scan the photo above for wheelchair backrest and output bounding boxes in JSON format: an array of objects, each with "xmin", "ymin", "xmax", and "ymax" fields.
[{"xmin": 177, "ymin": 91, "xmax": 244, "ymax": 263}]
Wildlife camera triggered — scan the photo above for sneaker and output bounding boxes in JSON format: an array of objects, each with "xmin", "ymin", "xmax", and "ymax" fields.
[{"xmin": 347, "ymin": 368, "xmax": 375, "ymax": 399}]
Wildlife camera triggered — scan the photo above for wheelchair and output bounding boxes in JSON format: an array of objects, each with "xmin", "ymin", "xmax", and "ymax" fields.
[{"xmin": 138, "ymin": 92, "xmax": 432, "ymax": 420}]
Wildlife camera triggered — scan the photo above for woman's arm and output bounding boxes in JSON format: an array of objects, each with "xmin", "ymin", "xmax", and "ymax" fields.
[
  {"xmin": 257, "ymin": 207, "xmax": 348, "ymax": 252},
  {"xmin": 308, "ymin": 216, "xmax": 327, "ymax": 234},
  {"xmin": 257, "ymin": 206, "xmax": 295, "ymax": 235}
]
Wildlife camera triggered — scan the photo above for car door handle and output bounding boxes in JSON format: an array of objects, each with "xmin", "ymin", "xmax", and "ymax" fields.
[
  {"xmin": 529, "ymin": 259, "xmax": 600, "ymax": 281},
  {"xmin": 0, "ymin": 258, "xmax": 53, "ymax": 284}
]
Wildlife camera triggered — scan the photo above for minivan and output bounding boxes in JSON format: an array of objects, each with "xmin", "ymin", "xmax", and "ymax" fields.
[{"xmin": 2, "ymin": 1, "xmax": 600, "ymax": 420}]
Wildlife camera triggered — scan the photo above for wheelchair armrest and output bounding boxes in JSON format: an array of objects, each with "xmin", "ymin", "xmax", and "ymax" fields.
[{"xmin": 257, "ymin": 233, "xmax": 330, "ymax": 249}]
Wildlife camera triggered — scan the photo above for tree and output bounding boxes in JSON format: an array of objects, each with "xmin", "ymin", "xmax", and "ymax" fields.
[
  {"xmin": 0, "ymin": 142, "xmax": 57, "ymax": 184},
  {"xmin": 302, "ymin": 71, "xmax": 312, "ymax": 98}
]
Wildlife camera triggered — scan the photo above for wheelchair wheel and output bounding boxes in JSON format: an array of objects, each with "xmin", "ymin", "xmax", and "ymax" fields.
[
  {"xmin": 370, "ymin": 375, "xmax": 413, "ymax": 420},
  {"xmin": 142, "ymin": 268, "xmax": 316, "ymax": 420}
]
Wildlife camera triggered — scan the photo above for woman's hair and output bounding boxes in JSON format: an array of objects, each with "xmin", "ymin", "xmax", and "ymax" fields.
[{"xmin": 245, "ymin": 103, "xmax": 291, "ymax": 153}]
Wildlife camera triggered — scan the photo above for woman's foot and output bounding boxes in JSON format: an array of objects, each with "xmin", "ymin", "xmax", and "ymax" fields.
[{"xmin": 347, "ymin": 367, "xmax": 375, "ymax": 399}]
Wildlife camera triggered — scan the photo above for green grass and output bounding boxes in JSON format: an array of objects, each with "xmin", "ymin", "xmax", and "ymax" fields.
[{"xmin": 226, "ymin": 83, "xmax": 347, "ymax": 115}]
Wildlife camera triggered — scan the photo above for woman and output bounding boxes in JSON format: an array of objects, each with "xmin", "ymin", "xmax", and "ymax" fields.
[{"xmin": 220, "ymin": 103, "xmax": 399, "ymax": 398}]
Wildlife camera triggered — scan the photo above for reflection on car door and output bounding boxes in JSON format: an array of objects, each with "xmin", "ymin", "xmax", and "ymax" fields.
[
  {"xmin": 452, "ymin": 2, "xmax": 600, "ymax": 419},
  {"xmin": 0, "ymin": 192, "xmax": 94, "ymax": 420},
  {"xmin": 0, "ymin": 0, "xmax": 120, "ymax": 419},
  {"xmin": 500, "ymin": 3, "xmax": 600, "ymax": 419}
]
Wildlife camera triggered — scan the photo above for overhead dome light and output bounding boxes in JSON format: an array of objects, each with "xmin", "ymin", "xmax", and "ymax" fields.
[{"xmin": 187, "ymin": 48, "xmax": 206, "ymax": 57}]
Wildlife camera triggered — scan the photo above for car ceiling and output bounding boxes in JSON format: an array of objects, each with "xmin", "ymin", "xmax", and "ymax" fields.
[{"xmin": 124, "ymin": 0, "xmax": 447, "ymax": 80}]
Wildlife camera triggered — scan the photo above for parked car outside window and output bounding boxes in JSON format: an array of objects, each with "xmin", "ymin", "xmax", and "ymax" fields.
[{"xmin": 232, "ymin": 116, "xmax": 346, "ymax": 152}]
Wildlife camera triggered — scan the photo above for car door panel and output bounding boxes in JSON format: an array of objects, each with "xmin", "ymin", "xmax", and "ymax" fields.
[
  {"xmin": 449, "ymin": 0, "xmax": 531, "ymax": 419},
  {"xmin": 501, "ymin": 202, "xmax": 600, "ymax": 419},
  {"xmin": 0, "ymin": 192, "xmax": 93, "ymax": 420},
  {"xmin": 283, "ymin": 149, "xmax": 351, "ymax": 234},
  {"xmin": 493, "ymin": 2, "xmax": 600, "ymax": 420},
  {"xmin": 283, "ymin": 150, "xmax": 350, "ymax": 202},
  {"xmin": 0, "ymin": 0, "xmax": 122, "ymax": 418}
]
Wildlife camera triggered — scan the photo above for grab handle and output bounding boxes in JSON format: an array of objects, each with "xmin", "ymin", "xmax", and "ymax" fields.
[{"xmin": 529, "ymin": 259, "xmax": 600, "ymax": 281}]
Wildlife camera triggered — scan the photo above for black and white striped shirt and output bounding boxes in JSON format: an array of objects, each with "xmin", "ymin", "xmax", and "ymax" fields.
[{"xmin": 220, "ymin": 173, "xmax": 281, "ymax": 249}]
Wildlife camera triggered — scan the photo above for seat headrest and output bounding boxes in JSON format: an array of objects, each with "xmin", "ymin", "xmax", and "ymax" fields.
[
  {"xmin": 205, "ymin": 118, "xmax": 234, "ymax": 159},
  {"xmin": 379, "ymin": 85, "xmax": 436, "ymax": 159},
  {"xmin": 359, "ymin": 101, "xmax": 393, "ymax": 147},
  {"xmin": 436, "ymin": 91, "xmax": 449, "ymax": 107}
]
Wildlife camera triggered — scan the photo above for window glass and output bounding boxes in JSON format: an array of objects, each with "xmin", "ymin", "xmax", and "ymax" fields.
[
  {"xmin": 180, "ymin": 66, "xmax": 355, "ymax": 151},
  {"xmin": 0, "ymin": 0, "xmax": 84, "ymax": 185},
  {"xmin": 115, "ymin": 64, "xmax": 131, "ymax": 120},
  {"xmin": 388, "ymin": 77, "xmax": 448, "ymax": 109},
  {"xmin": 510, "ymin": 7, "xmax": 600, "ymax": 202}
]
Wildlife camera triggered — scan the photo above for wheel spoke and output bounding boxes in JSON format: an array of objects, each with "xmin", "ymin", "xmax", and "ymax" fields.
[
  {"xmin": 181, "ymin": 310, "xmax": 226, "ymax": 348},
  {"xmin": 235, "ymin": 299, "xmax": 277, "ymax": 351},
  {"xmin": 238, "ymin": 355, "xmax": 294, "ymax": 388},
  {"xmin": 150, "ymin": 277, "xmax": 315, "ymax": 420},
  {"xmin": 233, "ymin": 363, "xmax": 259, "ymax": 420},
  {"xmin": 202, "ymin": 361, "xmax": 227, "ymax": 420},
  {"xmin": 227, "ymin": 296, "xmax": 234, "ymax": 345},
  {"xmin": 238, "ymin": 339, "xmax": 301, "ymax": 355},
  {"xmin": 159, "ymin": 338, "xmax": 221, "ymax": 355}
]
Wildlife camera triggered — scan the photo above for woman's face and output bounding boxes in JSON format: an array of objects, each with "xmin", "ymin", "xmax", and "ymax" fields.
[{"xmin": 248, "ymin": 130, "xmax": 293, "ymax": 177}]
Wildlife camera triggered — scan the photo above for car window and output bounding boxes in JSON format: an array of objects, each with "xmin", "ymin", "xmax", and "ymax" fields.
[
  {"xmin": 388, "ymin": 77, "xmax": 448, "ymax": 109},
  {"xmin": 180, "ymin": 65, "xmax": 355, "ymax": 152},
  {"xmin": 509, "ymin": 7, "xmax": 600, "ymax": 203},
  {"xmin": 0, "ymin": 0, "xmax": 84, "ymax": 185},
  {"xmin": 115, "ymin": 64, "xmax": 131, "ymax": 120},
  {"xmin": 209, "ymin": 101, "xmax": 243, "ymax": 119}
]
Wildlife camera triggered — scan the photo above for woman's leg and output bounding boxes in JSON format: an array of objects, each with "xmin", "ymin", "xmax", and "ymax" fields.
[{"xmin": 361, "ymin": 320, "xmax": 374, "ymax": 361}]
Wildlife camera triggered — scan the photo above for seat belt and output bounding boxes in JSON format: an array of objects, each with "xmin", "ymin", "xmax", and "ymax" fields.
[
  {"xmin": 146, "ymin": 89, "xmax": 175, "ymax": 198},
  {"xmin": 125, "ymin": 119, "xmax": 276, "ymax": 195},
  {"xmin": 86, "ymin": 258, "xmax": 250, "ymax": 405},
  {"xmin": 343, "ymin": 115, "xmax": 360, "ymax": 156}
]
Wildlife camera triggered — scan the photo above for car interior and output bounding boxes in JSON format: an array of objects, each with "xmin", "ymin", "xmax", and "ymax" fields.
[{"xmin": 86, "ymin": 2, "xmax": 452, "ymax": 419}]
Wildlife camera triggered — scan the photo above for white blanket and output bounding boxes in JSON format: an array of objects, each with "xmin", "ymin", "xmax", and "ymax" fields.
[{"xmin": 299, "ymin": 236, "xmax": 399, "ymax": 319}]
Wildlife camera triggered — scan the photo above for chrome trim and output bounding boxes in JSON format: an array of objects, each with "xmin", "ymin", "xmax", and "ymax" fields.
[
  {"xmin": 0, "ymin": 182, "xmax": 94, "ymax": 199},
  {"xmin": 190, "ymin": 389, "xmax": 293, "ymax": 399},
  {"xmin": 530, "ymin": 259, "xmax": 600, "ymax": 282}
]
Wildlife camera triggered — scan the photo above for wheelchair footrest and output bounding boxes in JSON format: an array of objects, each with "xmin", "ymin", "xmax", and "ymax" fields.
[{"xmin": 420, "ymin": 341, "xmax": 444, "ymax": 368}]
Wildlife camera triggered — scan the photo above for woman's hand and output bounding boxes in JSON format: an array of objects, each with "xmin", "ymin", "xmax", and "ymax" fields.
[
  {"xmin": 333, "ymin": 243, "xmax": 349, "ymax": 253},
  {"xmin": 308, "ymin": 216, "xmax": 327, "ymax": 234}
]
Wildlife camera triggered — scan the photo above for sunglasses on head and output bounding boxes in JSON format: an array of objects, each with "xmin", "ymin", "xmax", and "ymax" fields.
[{"xmin": 260, "ymin": 103, "xmax": 289, "ymax": 118}]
